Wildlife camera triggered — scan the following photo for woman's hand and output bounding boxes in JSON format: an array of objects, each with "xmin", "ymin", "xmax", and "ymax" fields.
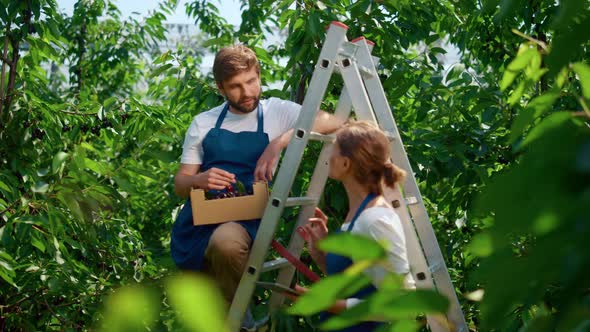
[
  {"xmin": 297, "ymin": 207, "xmax": 329, "ymax": 273},
  {"xmin": 284, "ymin": 284, "xmax": 308, "ymax": 302},
  {"xmin": 298, "ymin": 207, "xmax": 329, "ymax": 245},
  {"xmin": 285, "ymin": 284, "xmax": 347, "ymax": 314}
]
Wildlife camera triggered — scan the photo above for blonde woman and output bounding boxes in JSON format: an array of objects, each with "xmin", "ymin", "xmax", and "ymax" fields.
[{"xmin": 297, "ymin": 121, "xmax": 415, "ymax": 331}]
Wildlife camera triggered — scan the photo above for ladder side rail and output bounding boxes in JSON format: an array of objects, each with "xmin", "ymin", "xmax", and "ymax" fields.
[
  {"xmin": 381, "ymin": 187, "xmax": 450, "ymax": 332},
  {"xmin": 269, "ymin": 86, "xmax": 355, "ymax": 310},
  {"xmin": 336, "ymin": 55, "xmax": 377, "ymax": 123},
  {"xmin": 354, "ymin": 40, "xmax": 468, "ymax": 332},
  {"xmin": 227, "ymin": 23, "xmax": 349, "ymax": 332}
]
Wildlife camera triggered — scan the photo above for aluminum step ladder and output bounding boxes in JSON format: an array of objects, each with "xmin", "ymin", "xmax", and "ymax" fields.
[{"xmin": 228, "ymin": 21, "xmax": 468, "ymax": 332}]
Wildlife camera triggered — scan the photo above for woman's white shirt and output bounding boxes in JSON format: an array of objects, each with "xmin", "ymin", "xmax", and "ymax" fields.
[{"xmin": 341, "ymin": 206, "xmax": 416, "ymax": 308}]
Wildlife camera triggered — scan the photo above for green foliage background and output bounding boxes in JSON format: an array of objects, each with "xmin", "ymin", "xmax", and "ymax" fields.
[{"xmin": 0, "ymin": 0, "xmax": 589, "ymax": 331}]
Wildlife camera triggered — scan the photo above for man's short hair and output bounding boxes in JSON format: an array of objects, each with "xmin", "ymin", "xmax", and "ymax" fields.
[{"xmin": 213, "ymin": 44, "xmax": 261, "ymax": 84}]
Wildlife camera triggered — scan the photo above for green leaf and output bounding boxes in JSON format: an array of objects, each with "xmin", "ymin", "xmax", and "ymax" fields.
[
  {"xmin": 546, "ymin": 15, "xmax": 590, "ymax": 77},
  {"xmin": 506, "ymin": 80, "xmax": 526, "ymax": 106},
  {"xmin": 202, "ymin": 37, "xmax": 226, "ymax": 48},
  {"xmin": 320, "ymin": 289, "xmax": 449, "ymax": 330},
  {"xmin": 236, "ymin": 180, "xmax": 246, "ymax": 194},
  {"xmin": 500, "ymin": 47, "xmax": 536, "ymax": 91},
  {"xmin": 0, "ymin": 251, "xmax": 17, "ymax": 287},
  {"xmin": 84, "ymin": 158, "xmax": 109, "ymax": 175},
  {"xmin": 520, "ymin": 112, "xmax": 573, "ymax": 149},
  {"xmin": 430, "ymin": 47, "xmax": 447, "ymax": 55},
  {"xmin": 380, "ymin": 289, "xmax": 449, "ymax": 317},
  {"xmin": 0, "ymin": 180, "xmax": 12, "ymax": 195},
  {"xmin": 318, "ymin": 233, "xmax": 386, "ymax": 262},
  {"xmin": 57, "ymin": 191, "xmax": 85, "ymax": 222},
  {"xmin": 556, "ymin": 67, "xmax": 569, "ymax": 89},
  {"xmin": 165, "ymin": 274, "xmax": 228, "ymax": 332},
  {"xmin": 288, "ymin": 273, "xmax": 371, "ymax": 316},
  {"xmin": 509, "ymin": 90, "xmax": 560, "ymax": 144},
  {"xmin": 32, "ymin": 181, "xmax": 49, "ymax": 193},
  {"xmin": 468, "ymin": 232, "xmax": 493, "ymax": 257},
  {"xmin": 52, "ymin": 152, "xmax": 68, "ymax": 174},
  {"xmin": 104, "ymin": 96, "xmax": 118, "ymax": 110},
  {"xmin": 97, "ymin": 106, "xmax": 105, "ymax": 120},
  {"xmin": 500, "ymin": 69, "xmax": 518, "ymax": 92},
  {"xmin": 31, "ymin": 236, "xmax": 47, "ymax": 253},
  {"xmin": 572, "ymin": 62, "xmax": 590, "ymax": 100},
  {"xmin": 151, "ymin": 63, "xmax": 173, "ymax": 77},
  {"xmin": 308, "ymin": 12, "xmax": 320, "ymax": 36},
  {"xmin": 99, "ymin": 285, "xmax": 159, "ymax": 331},
  {"xmin": 390, "ymin": 320, "xmax": 421, "ymax": 332}
]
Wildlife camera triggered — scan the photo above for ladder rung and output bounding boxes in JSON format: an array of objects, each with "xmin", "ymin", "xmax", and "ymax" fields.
[
  {"xmin": 262, "ymin": 258, "xmax": 290, "ymax": 273},
  {"xmin": 309, "ymin": 131, "xmax": 335, "ymax": 143},
  {"xmin": 405, "ymin": 196, "xmax": 419, "ymax": 205},
  {"xmin": 311, "ymin": 130, "xmax": 393, "ymax": 142},
  {"xmin": 285, "ymin": 197, "xmax": 318, "ymax": 207}
]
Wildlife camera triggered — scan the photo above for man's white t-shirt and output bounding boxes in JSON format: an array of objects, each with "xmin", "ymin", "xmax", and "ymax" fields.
[{"xmin": 180, "ymin": 97, "xmax": 301, "ymax": 165}]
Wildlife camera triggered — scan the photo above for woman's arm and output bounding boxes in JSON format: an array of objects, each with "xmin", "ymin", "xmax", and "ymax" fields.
[{"xmin": 299, "ymin": 207, "xmax": 330, "ymax": 274}]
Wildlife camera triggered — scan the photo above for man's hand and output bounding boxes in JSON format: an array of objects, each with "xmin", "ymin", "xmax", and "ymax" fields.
[
  {"xmin": 255, "ymin": 128, "xmax": 294, "ymax": 182},
  {"xmin": 195, "ymin": 167, "xmax": 236, "ymax": 190}
]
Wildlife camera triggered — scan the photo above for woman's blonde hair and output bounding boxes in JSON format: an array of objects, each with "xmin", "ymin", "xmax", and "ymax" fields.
[{"xmin": 335, "ymin": 121, "xmax": 406, "ymax": 194}]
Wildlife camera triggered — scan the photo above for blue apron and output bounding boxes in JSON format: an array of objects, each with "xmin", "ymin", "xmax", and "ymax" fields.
[
  {"xmin": 322, "ymin": 193, "xmax": 382, "ymax": 331},
  {"xmin": 171, "ymin": 102, "xmax": 268, "ymax": 270}
]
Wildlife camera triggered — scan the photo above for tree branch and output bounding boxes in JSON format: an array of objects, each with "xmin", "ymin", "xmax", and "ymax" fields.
[
  {"xmin": 2, "ymin": 5, "xmax": 32, "ymax": 123},
  {"xmin": 59, "ymin": 109, "xmax": 98, "ymax": 116},
  {"xmin": 0, "ymin": 25, "xmax": 10, "ymax": 119},
  {"xmin": 0, "ymin": 31, "xmax": 12, "ymax": 110},
  {"xmin": 511, "ymin": 29, "xmax": 548, "ymax": 52},
  {"xmin": 578, "ymin": 97, "xmax": 590, "ymax": 117},
  {"xmin": 4, "ymin": 37, "xmax": 20, "ymax": 116}
]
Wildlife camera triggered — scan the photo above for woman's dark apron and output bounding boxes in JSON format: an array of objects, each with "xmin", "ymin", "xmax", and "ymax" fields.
[{"xmin": 322, "ymin": 193, "xmax": 382, "ymax": 331}]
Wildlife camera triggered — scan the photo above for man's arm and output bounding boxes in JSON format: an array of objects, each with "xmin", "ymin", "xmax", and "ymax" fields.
[
  {"xmin": 312, "ymin": 110, "xmax": 346, "ymax": 134},
  {"xmin": 254, "ymin": 111, "xmax": 347, "ymax": 182},
  {"xmin": 174, "ymin": 164, "xmax": 236, "ymax": 199}
]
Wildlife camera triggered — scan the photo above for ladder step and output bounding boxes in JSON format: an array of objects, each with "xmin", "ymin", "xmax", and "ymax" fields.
[
  {"xmin": 309, "ymin": 131, "xmax": 335, "ymax": 143},
  {"xmin": 285, "ymin": 197, "xmax": 318, "ymax": 207},
  {"xmin": 405, "ymin": 196, "xmax": 419, "ymax": 205},
  {"xmin": 262, "ymin": 258, "xmax": 290, "ymax": 273},
  {"xmin": 312, "ymin": 130, "xmax": 394, "ymax": 142}
]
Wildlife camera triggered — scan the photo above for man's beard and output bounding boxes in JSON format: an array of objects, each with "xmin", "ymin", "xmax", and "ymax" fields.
[{"xmin": 227, "ymin": 94, "xmax": 261, "ymax": 114}]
